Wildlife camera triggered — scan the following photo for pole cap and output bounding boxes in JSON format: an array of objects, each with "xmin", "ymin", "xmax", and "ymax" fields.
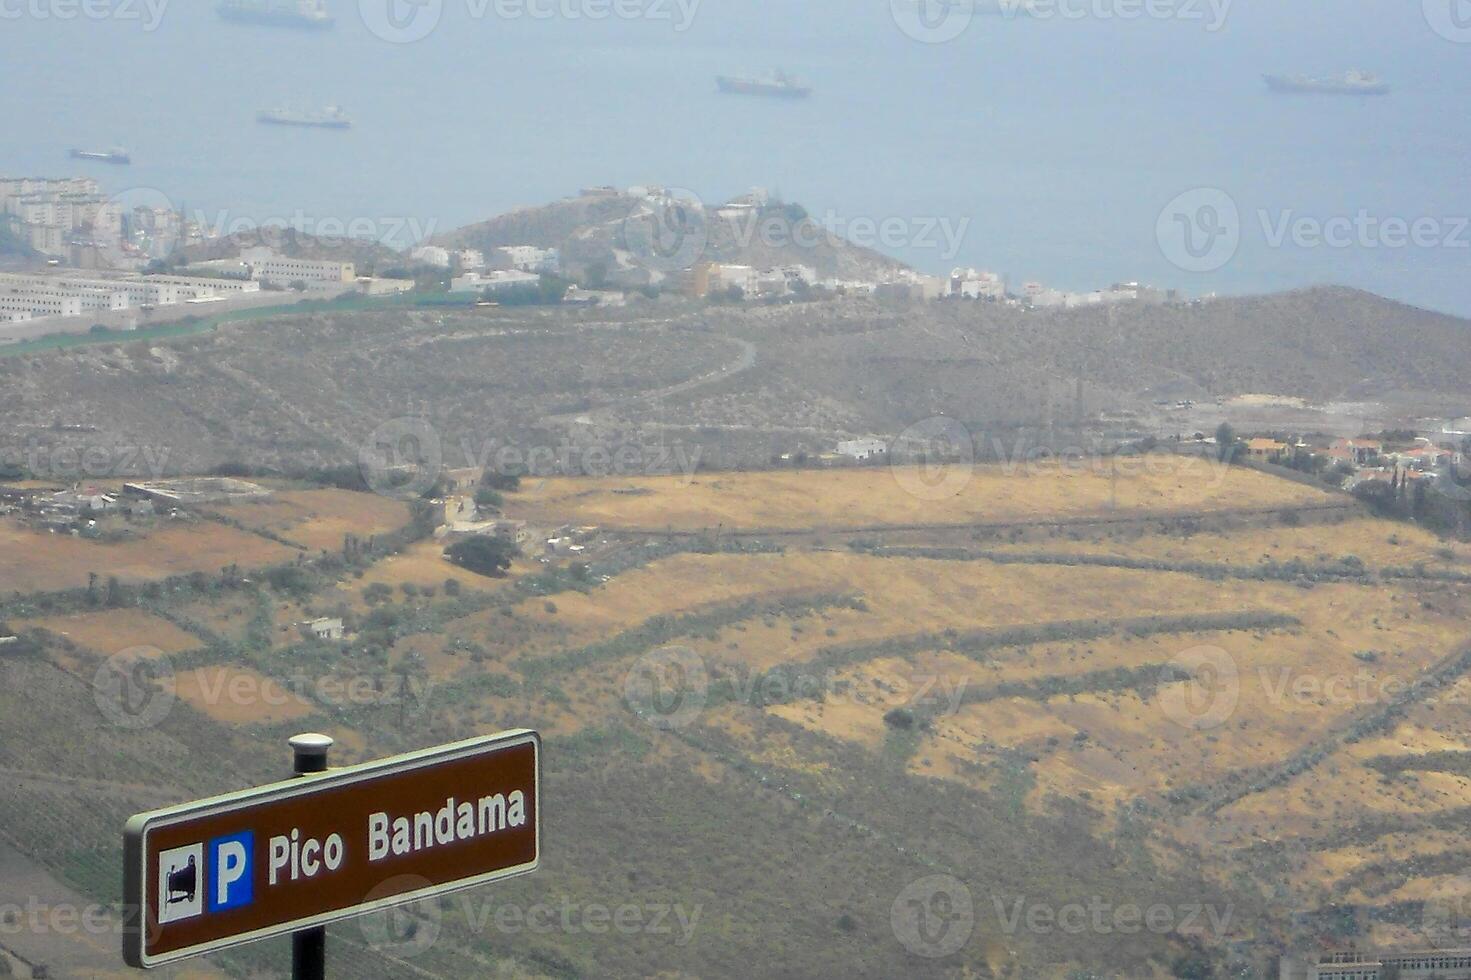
[{"xmin": 289, "ymin": 732, "xmax": 334, "ymax": 757}]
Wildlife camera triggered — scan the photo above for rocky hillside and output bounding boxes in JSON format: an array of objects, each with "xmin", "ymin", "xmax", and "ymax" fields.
[
  {"xmin": 0, "ymin": 286, "xmax": 1466, "ymax": 479},
  {"xmin": 432, "ymin": 189, "xmax": 911, "ymax": 286},
  {"xmin": 172, "ymin": 226, "xmax": 404, "ymax": 274}
]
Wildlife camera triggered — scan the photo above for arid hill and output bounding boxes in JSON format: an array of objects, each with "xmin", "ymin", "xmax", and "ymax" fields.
[
  {"xmin": 432, "ymin": 189, "xmax": 911, "ymax": 286},
  {"xmin": 172, "ymin": 226, "xmax": 404, "ymax": 274},
  {"xmin": 0, "ymin": 286, "xmax": 1465, "ymax": 479}
]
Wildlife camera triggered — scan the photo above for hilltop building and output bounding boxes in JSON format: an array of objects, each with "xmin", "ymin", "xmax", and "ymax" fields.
[
  {"xmin": 243, "ymin": 253, "xmax": 356, "ymax": 286},
  {"xmin": 1280, "ymin": 948, "xmax": 1471, "ymax": 979},
  {"xmin": 496, "ymin": 246, "xmax": 561, "ymax": 274},
  {"xmin": 451, "ymin": 270, "xmax": 541, "ymax": 294},
  {"xmin": 837, "ymin": 438, "xmax": 888, "ymax": 461}
]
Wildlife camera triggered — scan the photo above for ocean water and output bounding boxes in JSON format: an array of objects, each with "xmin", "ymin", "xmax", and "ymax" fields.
[{"xmin": 3, "ymin": 0, "xmax": 1470, "ymax": 315}]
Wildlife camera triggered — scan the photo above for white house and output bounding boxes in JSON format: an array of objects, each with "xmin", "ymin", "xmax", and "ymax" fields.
[
  {"xmin": 305, "ymin": 617, "xmax": 345, "ymax": 642},
  {"xmin": 450, "ymin": 270, "xmax": 541, "ymax": 294},
  {"xmin": 496, "ymin": 246, "xmax": 560, "ymax": 274},
  {"xmin": 410, "ymin": 245, "xmax": 451, "ymax": 268},
  {"xmin": 838, "ymin": 438, "xmax": 888, "ymax": 461}
]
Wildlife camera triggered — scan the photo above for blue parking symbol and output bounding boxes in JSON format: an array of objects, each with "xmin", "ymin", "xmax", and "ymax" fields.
[{"xmin": 208, "ymin": 831, "xmax": 254, "ymax": 913}]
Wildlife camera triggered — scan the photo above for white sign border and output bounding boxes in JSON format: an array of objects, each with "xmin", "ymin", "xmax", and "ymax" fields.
[{"xmin": 124, "ymin": 729, "xmax": 541, "ymax": 969}]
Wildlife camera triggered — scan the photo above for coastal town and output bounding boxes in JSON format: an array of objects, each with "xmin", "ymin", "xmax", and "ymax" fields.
[{"xmin": 1, "ymin": 176, "xmax": 1185, "ymax": 343}]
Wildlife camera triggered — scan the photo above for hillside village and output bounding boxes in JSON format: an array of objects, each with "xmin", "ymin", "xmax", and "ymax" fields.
[{"xmin": 2, "ymin": 179, "xmax": 1184, "ymax": 344}]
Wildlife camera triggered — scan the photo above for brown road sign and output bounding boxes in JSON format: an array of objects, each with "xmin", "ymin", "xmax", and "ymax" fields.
[{"xmin": 123, "ymin": 730, "xmax": 540, "ymax": 969}]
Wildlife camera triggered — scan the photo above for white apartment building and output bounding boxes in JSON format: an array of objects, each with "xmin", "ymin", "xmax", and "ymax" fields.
[
  {"xmin": 497, "ymin": 246, "xmax": 561, "ymax": 274},
  {"xmin": 450, "ymin": 270, "xmax": 541, "ymax": 294},
  {"xmin": 456, "ymin": 248, "xmax": 486, "ymax": 270},
  {"xmin": 710, "ymin": 264, "xmax": 758, "ymax": 295},
  {"xmin": 837, "ymin": 438, "xmax": 888, "ymax": 461},
  {"xmin": 0, "ymin": 273, "xmax": 184, "ymax": 308},
  {"xmin": 248, "ymin": 257, "xmax": 356, "ymax": 285},
  {"xmin": 0, "ymin": 281, "xmax": 127, "ymax": 314},
  {"xmin": 144, "ymin": 274, "xmax": 261, "ymax": 298},
  {"xmin": 0, "ymin": 292, "xmax": 83, "ymax": 319},
  {"xmin": 1, "ymin": 177, "xmax": 115, "ymax": 258},
  {"xmin": 952, "ymin": 268, "xmax": 1005, "ymax": 300},
  {"xmin": 411, "ymin": 245, "xmax": 452, "ymax": 268},
  {"xmin": 0, "ymin": 309, "xmax": 33, "ymax": 323}
]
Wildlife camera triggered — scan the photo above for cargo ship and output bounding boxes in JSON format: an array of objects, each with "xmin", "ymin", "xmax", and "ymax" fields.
[
  {"xmin": 69, "ymin": 147, "xmax": 131, "ymax": 165},
  {"xmin": 1264, "ymin": 70, "xmax": 1390, "ymax": 96},
  {"xmin": 216, "ymin": 0, "xmax": 334, "ymax": 30},
  {"xmin": 256, "ymin": 106, "xmax": 352, "ymax": 129},
  {"xmin": 716, "ymin": 71, "xmax": 812, "ymax": 100}
]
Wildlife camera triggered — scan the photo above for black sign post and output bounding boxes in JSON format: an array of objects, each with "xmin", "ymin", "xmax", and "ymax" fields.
[{"xmin": 289, "ymin": 734, "xmax": 332, "ymax": 980}]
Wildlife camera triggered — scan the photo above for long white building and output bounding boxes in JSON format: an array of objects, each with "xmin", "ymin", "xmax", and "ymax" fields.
[
  {"xmin": 142, "ymin": 274, "xmax": 261, "ymax": 298},
  {"xmin": 247, "ymin": 256, "xmax": 355, "ymax": 285},
  {"xmin": 0, "ymin": 272, "xmax": 260, "ymax": 322}
]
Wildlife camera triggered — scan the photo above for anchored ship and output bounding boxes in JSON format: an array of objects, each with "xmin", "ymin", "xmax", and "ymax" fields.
[
  {"xmin": 256, "ymin": 106, "xmax": 352, "ymax": 129},
  {"xmin": 69, "ymin": 147, "xmax": 131, "ymax": 165},
  {"xmin": 1264, "ymin": 70, "xmax": 1390, "ymax": 96},
  {"xmin": 716, "ymin": 71, "xmax": 812, "ymax": 100},
  {"xmin": 216, "ymin": 0, "xmax": 334, "ymax": 30}
]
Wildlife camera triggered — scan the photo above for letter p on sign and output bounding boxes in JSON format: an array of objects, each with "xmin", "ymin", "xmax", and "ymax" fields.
[{"xmin": 209, "ymin": 832, "xmax": 254, "ymax": 914}]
